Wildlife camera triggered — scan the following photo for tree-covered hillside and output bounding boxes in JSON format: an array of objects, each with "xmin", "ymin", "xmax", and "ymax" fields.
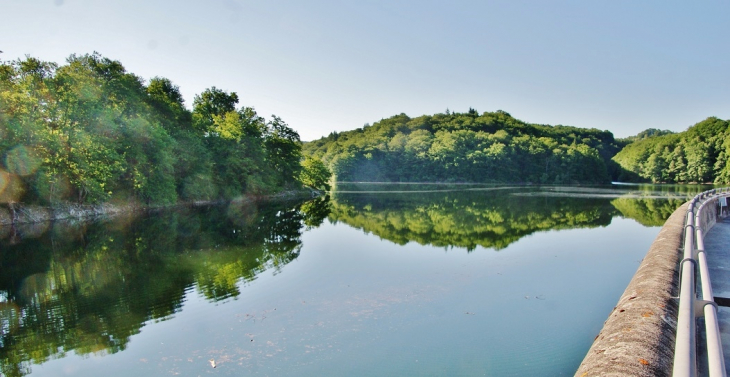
[
  {"xmin": 612, "ymin": 117, "xmax": 730, "ymax": 183},
  {"xmin": 303, "ymin": 109, "xmax": 622, "ymax": 184},
  {"xmin": 617, "ymin": 128, "xmax": 675, "ymax": 145},
  {"xmin": 0, "ymin": 53, "xmax": 328, "ymax": 206}
]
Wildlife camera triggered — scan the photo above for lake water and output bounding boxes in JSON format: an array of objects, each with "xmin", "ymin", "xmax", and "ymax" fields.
[{"xmin": 0, "ymin": 184, "xmax": 711, "ymax": 376}]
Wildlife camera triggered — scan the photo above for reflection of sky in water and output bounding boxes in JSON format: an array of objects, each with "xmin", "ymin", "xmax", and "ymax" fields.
[{"xmin": 27, "ymin": 216, "xmax": 660, "ymax": 376}]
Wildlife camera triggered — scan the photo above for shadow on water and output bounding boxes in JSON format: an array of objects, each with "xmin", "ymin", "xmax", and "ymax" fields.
[{"xmin": 0, "ymin": 196, "xmax": 331, "ymax": 377}]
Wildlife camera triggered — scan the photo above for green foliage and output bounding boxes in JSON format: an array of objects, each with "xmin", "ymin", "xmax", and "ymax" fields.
[
  {"xmin": 303, "ymin": 111, "xmax": 619, "ymax": 184},
  {"xmin": 146, "ymin": 77, "xmax": 192, "ymax": 133},
  {"xmin": 264, "ymin": 116, "xmax": 303, "ymax": 188},
  {"xmin": 617, "ymin": 128, "xmax": 675, "ymax": 146},
  {"xmin": 611, "ymin": 197, "xmax": 686, "ymax": 226},
  {"xmin": 192, "ymin": 86, "xmax": 238, "ymax": 134},
  {"xmin": 299, "ymin": 194, "xmax": 332, "ymax": 228},
  {"xmin": 612, "ymin": 117, "xmax": 730, "ymax": 183},
  {"xmin": 299, "ymin": 156, "xmax": 332, "ymax": 190},
  {"xmin": 0, "ymin": 54, "xmax": 304, "ymax": 205}
]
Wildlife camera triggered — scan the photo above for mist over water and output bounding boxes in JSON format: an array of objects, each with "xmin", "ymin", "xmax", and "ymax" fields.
[{"xmin": 0, "ymin": 184, "xmax": 709, "ymax": 376}]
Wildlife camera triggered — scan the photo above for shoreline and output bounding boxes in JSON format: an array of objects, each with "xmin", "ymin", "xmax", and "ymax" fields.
[{"xmin": 0, "ymin": 188, "xmax": 323, "ymax": 226}]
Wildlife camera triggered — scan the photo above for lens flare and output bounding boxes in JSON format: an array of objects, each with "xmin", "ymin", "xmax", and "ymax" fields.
[
  {"xmin": 5, "ymin": 145, "xmax": 41, "ymax": 176},
  {"xmin": 0, "ymin": 169, "xmax": 9, "ymax": 196},
  {"xmin": 227, "ymin": 200, "xmax": 258, "ymax": 227},
  {"xmin": 0, "ymin": 171, "xmax": 25, "ymax": 203}
]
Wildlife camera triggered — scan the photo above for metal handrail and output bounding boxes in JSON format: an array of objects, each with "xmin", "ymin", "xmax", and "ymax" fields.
[{"xmin": 673, "ymin": 188, "xmax": 730, "ymax": 377}]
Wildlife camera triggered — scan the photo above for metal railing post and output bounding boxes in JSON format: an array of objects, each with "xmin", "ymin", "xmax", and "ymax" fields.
[
  {"xmin": 674, "ymin": 203, "xmax": 697, "ymax": 377},
  {"xmin": 696, "ymin": 223, "xmax": 726, "ymax": 376},
  {"xmin": 673, "ymin": 189, "xmax": 728, "ymax": 377}
]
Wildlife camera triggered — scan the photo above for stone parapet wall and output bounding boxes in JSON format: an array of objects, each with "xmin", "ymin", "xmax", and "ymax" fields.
[{"xmin": 575, "ymin": 202, "xmax": 689, "ymax": 377}]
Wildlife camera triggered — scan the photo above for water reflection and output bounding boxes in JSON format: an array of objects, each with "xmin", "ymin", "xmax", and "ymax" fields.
[
  {"xmin": 611, "ymin": 197, "xmax": 687, "ymax": 226},
  {"xmin": 0, "ymin": 185, "xmax": 703, "ymax": 376},
  {"xmin": 0, "ymin": 197, "xmax": 331, "ymax": 377},
  {"xmin": 329, "ymin": 184, "xmax": 696, "ymax": 250}
]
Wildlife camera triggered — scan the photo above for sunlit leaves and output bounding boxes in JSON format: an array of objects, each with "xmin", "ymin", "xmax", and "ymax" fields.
[
  {"xmin": 299, "ymin": 156, "xmax": 332, "ymax": 191},
  {"xmin": 0, "ymin": 53, "xmax": 306, "ymax": 205},
  {"xmin": 613, "ymin": 117, "xmax": 730, "ymax": 183},
  {"xmin": 303, "ymin": 111, "xmax": 616, "ymax": 184},
  {"xmin": 192, "ymin": 86, "xmax": 238, "ymax": 134},
  {"xmin": 211, "ymin": 111, "xmax": 244, "ymax": 141}
]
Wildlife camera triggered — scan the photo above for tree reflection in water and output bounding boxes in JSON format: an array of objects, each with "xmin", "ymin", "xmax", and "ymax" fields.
[
  {"xmin": 328, "ymin": 184, "xmax": 698, "ymax": 250},
  {"xmin": 329, "ymin": 189, "xmax": 616, "ymax": 251},
  {"xmin": 0, "ymin": 197, "xmax": 331, "ymax": 377},
  {"xmin": 0, "ymin": 185, "xmax": 695, "ymax": 376}
]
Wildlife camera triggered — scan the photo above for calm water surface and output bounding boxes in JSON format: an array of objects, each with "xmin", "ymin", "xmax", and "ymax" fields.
[{"xmin": 0, "ymin": 184, "xmax": 712, "ymax": 376}]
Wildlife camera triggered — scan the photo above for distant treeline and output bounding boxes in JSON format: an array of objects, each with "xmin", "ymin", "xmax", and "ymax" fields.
[
  {"xmin": 616, "ymin": 128, "xmax": 675, "ymax": 144},
  {"xmin": 304, "ymin": 110, "xmax": 730, "ymax": 185},
  {"xmin": 3, "ymin": 53, "xmax": 728, "ymax": 197},
  {"xmin": 0, "ymin": 53, "xmax": 330, "ymax": 206},
  {"xmin": 612, "ymin": 117, "xmax": 730, "ymax": 183},
  {"xmin": 303, "ymin": 109, "xmax": 623, "ymax": 184}
]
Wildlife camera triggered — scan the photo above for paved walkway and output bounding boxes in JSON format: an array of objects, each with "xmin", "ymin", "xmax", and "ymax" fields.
[{"xmin": 702, "ymin": 214, "xmax": 730, "ymax": 375}]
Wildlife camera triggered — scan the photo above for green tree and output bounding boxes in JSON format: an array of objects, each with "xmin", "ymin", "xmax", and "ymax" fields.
[
  {"xmin": 613, "ymin": 117, "xmax": 730, "ymax": 184},
  {"xmin": 264, "ymin": 116, "xmax": 302, "ymax": 187},
  {"xmin": 299, "ymin": 156, "xmax": 332, "ymax": 190},
  {"xmin": 192, "ymin": 86, "xmax": 238, "ymax": 134},
  {"xmin": 303, "ymin": 110, "xmax": 621, "ymax": 184},
  {"xmin": 192, "ymin": 87, "xmax": 272, "ymax": 197},
  {"xmin": 1, "ymin": 53, "xmax": 310, "ymax": 206}
]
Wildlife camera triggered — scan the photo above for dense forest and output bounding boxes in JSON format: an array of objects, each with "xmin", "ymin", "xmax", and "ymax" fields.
[
  {"xmin": 0, "ymin": 53, "xmax": 330, "ymax": 207},
  {"xmin": 3, "ymin": 54, "xmax": 728, "ymax": 198},
  {"xmin": 612, "ymin": 117, "xmax": 730, "ymax": 183},
  {"xmin": 303, "ymin": 109, "xmax": 624, "ymax": 184},
  {"xmin": 616, "ymin": 128, "xmax": 675, "ymax": 144}
]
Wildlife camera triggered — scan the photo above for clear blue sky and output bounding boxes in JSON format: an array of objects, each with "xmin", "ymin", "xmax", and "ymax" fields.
[{"xmin": 3, "ymin": 0, "xmax": 729, "ymax": 141}]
